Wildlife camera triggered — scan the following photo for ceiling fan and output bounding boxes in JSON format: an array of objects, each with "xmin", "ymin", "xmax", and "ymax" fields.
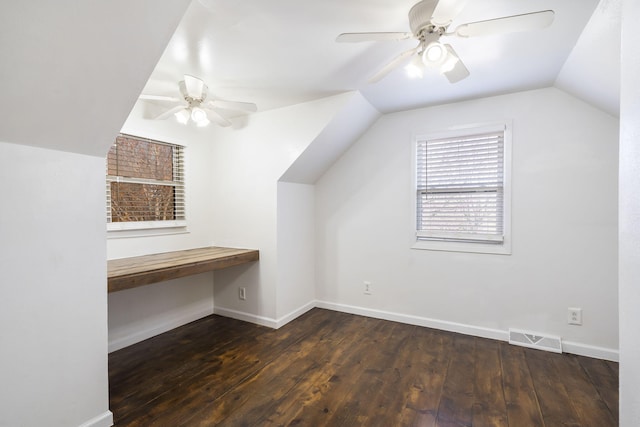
[
  {"xmin": 337, "ymin": 0, "xmax": 554, "ymax": 84},
  {"xmin": 139, "ymin": 74, "xmax": 257, "ymax": 127}
]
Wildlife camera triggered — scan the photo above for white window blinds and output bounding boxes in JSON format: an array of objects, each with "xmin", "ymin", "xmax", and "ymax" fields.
[
  {"xmin": 106, "ymin": 134, "xmax": 185, "ymax": 228},
  {"xmin": 416, "ymin": 128, "xmax": 505, "ymax": 243}
]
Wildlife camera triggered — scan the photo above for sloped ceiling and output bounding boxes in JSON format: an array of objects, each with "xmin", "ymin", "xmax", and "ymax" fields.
[
  {"xmin": 0, "ymin": 1, "xmax": 191, "ymax": 156},
  {"xmin": 280, "ymin": 91, "xmax": 381, "ymax": 184},
  {"xmin": 0, "ymin": 0, "xmax": 618, "ymax": 159},
  {"xmin": 555, "ymin": 0, "xmax": 621, "ymax": 117},
  {"xmin": 140, "ymin": 0, "xmax": 601, "ymax": 119}
]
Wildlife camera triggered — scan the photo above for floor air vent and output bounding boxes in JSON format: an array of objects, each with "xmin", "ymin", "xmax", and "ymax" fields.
[{"xmin": 508, "ymin": 328, "xmax": 562, "ymax": 354}]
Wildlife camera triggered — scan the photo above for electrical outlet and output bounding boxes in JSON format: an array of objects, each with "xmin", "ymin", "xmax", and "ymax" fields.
[
  {"xmin": 568, "ymin": 307, "xmax": 582, "ymax": 325},
  {"xmin": 239, "ymin": 287, "xmax": 246, "ymax": 301},
  {"xmin": 364, "ymin": 281, "xmax": 372, "ymax": 295}
]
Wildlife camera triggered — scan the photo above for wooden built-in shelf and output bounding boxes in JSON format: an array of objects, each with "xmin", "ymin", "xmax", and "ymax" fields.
[{"xmin": 108, "ymin": 246, "xmax": 259, "ymax": 293}]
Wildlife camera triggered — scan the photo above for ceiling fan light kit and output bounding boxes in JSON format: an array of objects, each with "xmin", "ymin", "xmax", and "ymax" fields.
[
  {"xmin": 405, "ymin": 41, "xmax": 460, "ymax": 80},
  {"xmin": 175, "ymin": 109, "xmax": 190, "ymax": 125},
  {"xmin": 424, "ymin": 42, "xmax": 449, "ymax": 71},
  {"xmin": 405, "ymin": 54, "xmax": 426, "ymax": 78},
  {"xmin": 139, "ymin": 74, "xmax": 258, "ymax": 128},
  {"xmin": 337, "ymin": 0, "xmax": 555, "ymax": 84},
  {"xmin": 190, "ymin": 107, "xmax": 209, "ymax": 126}
]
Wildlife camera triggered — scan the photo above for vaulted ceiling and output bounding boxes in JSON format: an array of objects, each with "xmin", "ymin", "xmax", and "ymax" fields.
[
  {"xmin": 141, "ymin": 0, "xmax": 617, "ymax": 119},
  {"xmin": 0, "ymin": 0, "xmax": 620, "ymax": 156},
  {"xmin": 0, "ymin": 0, "xmax": 191, "ymax": 155}
]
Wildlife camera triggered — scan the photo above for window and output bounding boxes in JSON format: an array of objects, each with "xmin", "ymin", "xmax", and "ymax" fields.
[
  {"xmin": 414, "ymin": 123, "xmax": 511, "ymax": 254},
  {"xmin": 107, "ymin": 134, "xmax": 185, "ymax": 231}
]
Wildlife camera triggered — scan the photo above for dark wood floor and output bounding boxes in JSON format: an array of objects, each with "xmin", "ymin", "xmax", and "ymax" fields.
[{"xmin": 109, "ymin": 308, "xmax": 618, "ymax": 426}]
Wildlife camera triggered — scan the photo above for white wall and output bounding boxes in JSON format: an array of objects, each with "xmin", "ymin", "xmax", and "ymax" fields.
[
  {"xmin": 277, "ymin": 182, "xmax": 316, "ymax": 322},
  {"xmin": 315, "ymin": 87, "xmax": 619, "ymax": 359},
  {"xmin": 107, "ymin": 101, "xmax": 217, "ymax": 352},
  {"xmin": 209, "ymin": 94, "xmax": 354, "ymax": 325},
  {"xmin": 0, "ymin": 143, "xmax": 111, "ymax": 427},
  {"xmin": 619, "ymin": 0, "xmax": 640, "ymax": 423},
  {"xmin": 108, "ymin": 275, "xmax": 214, "ymax": 353}
]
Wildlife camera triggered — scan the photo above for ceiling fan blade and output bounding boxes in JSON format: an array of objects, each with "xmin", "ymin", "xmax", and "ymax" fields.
[
  {"xmin": 454, "ymin": 10, "xmax": 554, "ymax": 38},
  {"xmin": 139, "ymin": 94, "xmax": 182, "ymax": 102},
  {"xmin": 205, "ymin": 108, "xmax": 232, "ymax": 127},
  {"xmin": 442, "ymin": 44, "xmax": 469, "ymax": 83},
  {"xmin": 336, "ymin": 32, "xmax": 413, "ymax": 43},
  {"xmin": 154, "ymin": 105, "xmax": 186, "ymax": 120},
  {"xmin": 431, "ymin": 0, "xmax": 469, "ymax": 26},
  {"xmin": 368, "ymin": 46, "xmax": 420, "ymax": 84},
  {"xmin": 182, "ymin": 74, "xmax": 207, "ymax": 99},
  {"xmin": 206, "ymin": 99, "xmax": 258, "ymax": 113}
]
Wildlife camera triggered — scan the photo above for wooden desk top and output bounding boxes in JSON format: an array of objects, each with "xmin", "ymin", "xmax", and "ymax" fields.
[{"xmin": 108, "ymin": 246, "xmax": 259, "ymax": 293}]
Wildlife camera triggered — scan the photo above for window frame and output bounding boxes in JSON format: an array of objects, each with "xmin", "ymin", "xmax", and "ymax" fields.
[
  {"xmin": 106, "ymin": 134, "xmax": 187, "ymax": 233},
  {"xmin": 411, "ymin": 122, "xmax": 512, "ymax": 255}
]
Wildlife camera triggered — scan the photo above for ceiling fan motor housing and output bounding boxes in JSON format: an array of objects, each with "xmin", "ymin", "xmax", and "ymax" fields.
[
  {"xmin": 179, "ymin": 79, "xmax": 207, "ymax": 103},
  {"xmin": 409, "ymin": 0, "xmax": 439, "ymax": 35}
]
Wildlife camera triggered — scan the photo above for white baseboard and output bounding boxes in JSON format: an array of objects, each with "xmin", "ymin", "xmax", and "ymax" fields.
[
  {"xmin": 315, "ymin": 300, "xmax": 619, "ymax": 362},
  {"xmin": 213, "ymin": 306, "xmax": 278, "ymax": 329},
  {"xmin": 213, "ymin": 300, "xmax": 317, "ymax": 330},
  {"xmin": 316, "ymin": 300, "xmax": 508, "ymax": 342},
  {"xmin": 274, "ymin": 301, "xmax": 316, "ymax": 328},
  {"xmin": 78, "ymin": 411, "xmax": 113, "ymax": 427},
  {"xmin": 108, "ymin": 305, "xmax": 214, "ymax": 353},
  {"xmin": 562, "ymin": 340, "xmax": 619, "ymax": 362}
]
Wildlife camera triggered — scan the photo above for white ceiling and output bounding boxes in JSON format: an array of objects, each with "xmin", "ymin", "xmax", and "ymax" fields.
[
  {"xmin": 0, "ymin": 0, "xmax": 619, "ymax": 156},
  {"xmin": 141, "ymin": 0, "xmax": 602, "ymax": 116},
  {"xmin": 555, "ymin": 0, "xmax": 621, "ymax": 117}
]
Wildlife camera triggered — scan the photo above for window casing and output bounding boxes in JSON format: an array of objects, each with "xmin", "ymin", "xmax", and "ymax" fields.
[
  {"xmin": 107, "ymin": 134, "xmax": 185, "ymax": 231},
  {"xmin": 414, "ymin": 123, "xmax": 511, "ymax": 254}
]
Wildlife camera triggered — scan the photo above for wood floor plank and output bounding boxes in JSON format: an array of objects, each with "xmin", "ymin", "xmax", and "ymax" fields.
[
  {"xmin": 284, "ymin": 325, "xmax": 411, "ymax": 425},
  {"xmin": 112, "ymin": 309, "xmax": 336, "ymax": 426},
  {"xmin": 552, "ymin": 354, "xmax": 617, "ymax": 427},
  {"xmin": 498, "ymin": 343, "xmax": 544, "ymax": 427},
  {"xmin": 395, "ymin": 327, "xmax": 453, "ymax": 427},
  {"xmin": 324, "ymin": 322, "xmax": 415, "ymax": 427},
  {"xmin": 109, "ymin": 309, "xmax": 619, "ymax": 427},
  {"xmin": 256, "ymin": 315, "xmax": 378, "ymax": 426},
  {"xmin": 435, "ymin": 334, "xmax": 475, "ymax": 427},
  {"xmin": 525, "ymin": 348, "xmax": 582, "ymax": 427},
  {"xmin": 188, "ymin": 333, "xmax": 335, "ymax": 425},
  {"xmin": 112, "ymin": 318, "xmax": 263, "ymax": 391},
  {"xmin": 361, "ymin": 324, "xmax": 434, "ymax": 427},
  {"xmin": 605, "ymin": 359, "xmax": 619, "ymax": 376},
  {"xmin": 472, "ymin": 339, "xmax": 508, "ymax": 427},
  {"xmin": 283, "ymin": 318, "xmax": 400, "ymax": 426},
  {"xmin": 109, "ymin": 315, "xmax": 255, "ymax": 412},
  {"xmin": 575, "ymin": 355, "xmax": 619, "ymax": 423},
  {"xmin": 183, "ymin": 312, "xmax": 373, "ymax": 426}
]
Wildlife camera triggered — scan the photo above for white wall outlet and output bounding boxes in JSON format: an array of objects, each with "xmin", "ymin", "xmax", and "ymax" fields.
[
  {"xmin": 239, "ymin": 287, "xmax": 246, "ymax": 301},
  {"xmin": 364, "ymin": 281, "xmax": 372, "ymax": 295},
  {"xmin": 568, "ymin": 307, "xmax": 582, "ymax": 325}
]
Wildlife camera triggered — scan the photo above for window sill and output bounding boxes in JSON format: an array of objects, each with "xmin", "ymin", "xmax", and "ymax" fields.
[
  {"xmin": 412, "ymin": 239, "xmax": 511, "ymax": 255},
  {"xmin": 107, "ymin": 220, "xmax": 188, "ymax": 239}
]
